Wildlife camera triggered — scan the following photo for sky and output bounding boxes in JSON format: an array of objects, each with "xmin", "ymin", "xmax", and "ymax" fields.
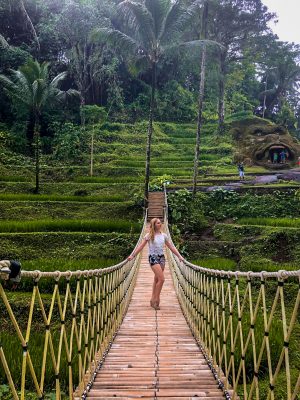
[{"xmin": 262, "ymin": 0, "xmax": 300, "ymax": 44}]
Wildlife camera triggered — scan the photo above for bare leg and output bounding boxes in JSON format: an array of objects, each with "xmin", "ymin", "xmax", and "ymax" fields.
[
  {"xmin": 156, "ymin": 265, "xmax": 164, "ymax": 306},
  {"xmin": 150, "ymin": 264, "xmax": 165, "ymax": 308},
  {"xmin": 151, "ymin": 274, "xmax": 159, "ymax": 304}
]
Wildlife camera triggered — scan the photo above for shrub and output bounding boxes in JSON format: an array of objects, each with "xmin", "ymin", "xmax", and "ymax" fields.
[
  {"xmin": 52, "ymin": 122, "xmax": 87, "ymax": 161},
  {"xmin": 0, "ymin": 219, "xmax": 141, "ymax": 233},
  {"xmin": 149, "ymin": 175, "xmax": 173, "ymax": 191},
  {"xmin": 203, "ymin": 190, "xmax": 300, "ymax": 221},
  {"xmin": 168, "ymin": 189, "xmax": 208, "ymax": 234}
]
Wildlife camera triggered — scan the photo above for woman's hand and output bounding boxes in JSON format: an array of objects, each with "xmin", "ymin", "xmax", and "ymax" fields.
[{"xmin": 127, "ymin": 255, "xmax": 134, "ymax": 261}]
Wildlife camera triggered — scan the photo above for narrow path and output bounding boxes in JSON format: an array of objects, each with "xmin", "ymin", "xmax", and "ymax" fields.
[
  {"xmin": 171, "ymin": 168, "xmax": 300, "ymax": 192},
  {"xmin": 87, "ymin": 245, "xmax": 225, "ymax": 399}
]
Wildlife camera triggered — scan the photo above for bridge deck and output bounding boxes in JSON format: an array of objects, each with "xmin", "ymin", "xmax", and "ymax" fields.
[{"xmin": 87, "ymin": 246, "xmax": 225, "ymax": 399}]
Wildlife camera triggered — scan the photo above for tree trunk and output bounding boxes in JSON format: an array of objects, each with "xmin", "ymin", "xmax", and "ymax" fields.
[
  {"xmin": 34, "ymin": 115, "xmax": 40, "ymax": 194},
  {"xmin": 218, "ymin": 50, "xmax": 226, "ymax": 135},
  {"xmin": 265, "ymin": 88, "xmax": 283, "ymax": 117},
  {"xmin": 80, "ymin": 96, "xmax": 85, "ymax": 126},
  {"xmin": 90, "ymin": 123, "xmax": 94, "ymax": 176},
  {"xmin": 192, "ymin": 44, "xmax": 207, "ymax": 196},
  {"xmin": 262, "ymin": 74, "xmax": 268, "ymax": 118},
  {"xmin": 19, "ymin": 0, "xmax": 40, "ymax": 51},
  {"xmin": 144, "ymin": 62, "xmax": 156, "ymax": 209}
]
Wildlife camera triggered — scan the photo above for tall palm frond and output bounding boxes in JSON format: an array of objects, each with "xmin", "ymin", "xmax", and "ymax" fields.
[
  {"xmin": 50, "ymin": 71, "xmax": 68, "ymax": 88},
  {"xmin": 0, "ymin": 60, "xmax": 73, "ymax": 193},
  {"xmin": 172, "ymin": 0, "xmax": 205, "ymax": 36},
  {"xmin": 159, "ymin": 0, "xmax": 186, "ymax": 46},
  {"xmin": 0, "ymin": 72, "xmax": 32, "ymax": 108},
  {"xmin": 0, "ymin": 34, "xmax": 9, "ymax": 50},
  {"xmin": 55, "ymin": 89, "xmax": 80, "ymax": 103},
  {"xmin": 117, "ymin": 1, "xmax": 155, "ymax": 50},
  {"xmin": 19, "ymin": 61, "xmax": 47, "ymax": 87},
  {"xmin": 145, "ymin": 0, "xmax": 170, "ymax": 38},
  {"xmin": 92, "ymin": 27, "xmax": 139, "ymax": 56}
]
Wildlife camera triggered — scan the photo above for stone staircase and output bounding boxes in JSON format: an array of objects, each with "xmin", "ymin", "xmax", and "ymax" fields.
[{"xmin": 147, "ymin": 191, "xmax": 165, "ymax": 221}]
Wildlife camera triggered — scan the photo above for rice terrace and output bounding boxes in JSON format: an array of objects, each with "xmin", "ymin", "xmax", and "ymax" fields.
[{"xmin": 0, "ymin": 0, "xmax": 300, "ymax": 399}]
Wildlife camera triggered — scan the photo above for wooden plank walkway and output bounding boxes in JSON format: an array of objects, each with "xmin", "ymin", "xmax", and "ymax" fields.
[{"xmin": 87, "ymin": 246, "xmax": 225, "ymax": 399}]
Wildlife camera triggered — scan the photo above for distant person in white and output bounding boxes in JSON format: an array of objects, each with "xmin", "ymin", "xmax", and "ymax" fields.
[{"xmin": 128, "ymin": 218, "xmax": 183, "ymax": 310}]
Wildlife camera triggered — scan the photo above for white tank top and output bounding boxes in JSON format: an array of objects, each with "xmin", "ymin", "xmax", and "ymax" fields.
[{"xmin": 144, "ymin": 232, "xmax": 168, "ymax": 255}]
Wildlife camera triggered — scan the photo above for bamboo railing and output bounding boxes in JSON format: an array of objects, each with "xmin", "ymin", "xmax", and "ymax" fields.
[
  {"xmin": 164, "ymin": 187, "xmax": 300, "ymax": 400},
  {"xmin": 0, "ymin": 213, "xmax": 148, "ymax": 400}
]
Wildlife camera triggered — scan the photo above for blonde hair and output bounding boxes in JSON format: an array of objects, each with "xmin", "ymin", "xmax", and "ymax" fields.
[{"xmin": 149, "ymin": 218, "xmax": 161, "ymax": 241}]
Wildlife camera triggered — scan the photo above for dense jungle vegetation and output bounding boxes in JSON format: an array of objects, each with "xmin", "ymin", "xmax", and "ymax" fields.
[
  {"xmin": 0, "ymin": 1, "xmax": 300, "ymax": 399},
  {"xmin": 1, "ymin": 0, "xmax": 300, "ymax": 153}
]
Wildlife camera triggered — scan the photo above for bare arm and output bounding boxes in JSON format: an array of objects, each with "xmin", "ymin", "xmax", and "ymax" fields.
[
  {"xmin": 127, "ymin": 238, "xmax": 148, "ymax": 260},
  {"xmin": 165, "ymin": 240, "xmax": 184, "ymax": 262}
]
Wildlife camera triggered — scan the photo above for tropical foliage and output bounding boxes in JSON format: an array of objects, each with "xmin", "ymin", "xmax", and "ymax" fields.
[
  {"xmin": 0, "ymin": 60, "xmax": 77, "ymax": 192},
  {"xmin": 1, "ymin": 0, "xmax": 300, "ymax": 192}
]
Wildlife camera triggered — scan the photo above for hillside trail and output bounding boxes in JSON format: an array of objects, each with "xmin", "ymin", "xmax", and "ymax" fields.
[{"xmin": 204, "ymin": 167, "xmax": 300, "ymax": 192}]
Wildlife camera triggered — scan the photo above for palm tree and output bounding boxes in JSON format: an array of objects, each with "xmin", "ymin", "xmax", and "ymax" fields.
[
  {"xmin": 189, "ymin": 0, "xmax": 209, "ymax": 196},
  {"xmin": 183, "ymin": 0, "xmax": 222, "ymax": 195},
  {"xmin": 95, "ymin": 0, "xmax": 190, "ymax": 207},
  {"xmin": 261, "ymin": 63, "xmax": 300, "ymax": 118},
  {"xmin": 0, "ymin": 60, "xmax": 74, "ymax": 193}
]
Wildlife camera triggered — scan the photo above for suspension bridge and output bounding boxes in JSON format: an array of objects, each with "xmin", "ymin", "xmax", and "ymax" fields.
[{"xmin": 0, "ymin": 191, "xmax": 299, "ymax": 400}]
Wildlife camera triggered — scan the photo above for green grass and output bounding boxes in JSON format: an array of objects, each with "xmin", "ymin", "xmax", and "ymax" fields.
[
  {"xmin": 207, "ymin": 166, "xmax": 269, "ymax": 174},
  {"xmin": 0, "ymin": 330, "xmax": 79, "ymax": 393},
  {"xmin": 22, "ymin": 257, "xmax": 120, "ymax": 272},
  {"xmin": 118, "ymin": 155, "xmax": 195, "ymax": 161},
  {"xmin": 238, "ymin": 217, "xmax": 300, "ymax": 228},
  {"xmin": 191, "ymin": 257, "xmax": 237, "ymax": 271},
  {"xmin": 99, "ymin": 165, "xmax": 234, "ymax": 177},
  {"xmin": 168, "ymin": 137, "xmax": 197, "ymax": 144},
  {"xmin": 0, "ymin": 219, "xmax": 141, "ymax": 233},
  {"xmin": 111, "ymin": 160, "xmax": 192, "ymax": 167},
  {"xmin": 0, "ymin": 176, "xmax": 28, "ymax": 182},
  {"xmin": 240, "ymin": 260, "xmax": 300, "ymax": 273},
  {"xmin": 113, "ymin": 155, "xmax": 223, "ymax": 167},
  {"xmin": 0, "ymin": 201, "xmax": 137, "ymax": 221},
  {"xmin": 200, "ymin": 176, "xmax": 251, "ymax": 182},
  {"xmin": 75, "ymin": 176, "xmax": 142, "ymax": 183},
  {"xmin": 97, "ymin": 166, "xmax": 239, "ymax": 177},
  {"xmin": 0, "ymin": 231, "xmax": 138, "ymax": 261},
  {"xmin": 0, "ymin": 181, "xmax": 142, "ymax": 196},
  {"xmin": 0, "ymin": 194, "xmax": 125, "ymax": 202}
]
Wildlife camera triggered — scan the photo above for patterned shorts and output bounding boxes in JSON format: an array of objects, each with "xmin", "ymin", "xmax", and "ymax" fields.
[{"xmin": 149, "ymin": 254, "xmax": 165, "ymax": 267}]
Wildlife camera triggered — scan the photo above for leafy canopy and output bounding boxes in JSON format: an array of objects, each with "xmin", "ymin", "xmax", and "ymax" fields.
[{"xmin": 0, "ymin": 59, "xmax": 72, "ymax": 116}]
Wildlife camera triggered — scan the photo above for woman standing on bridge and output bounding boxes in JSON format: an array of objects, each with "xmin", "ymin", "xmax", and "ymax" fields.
[{"xmin": 128, "ymin": 218, "xmax": 183, "ymax": 310}]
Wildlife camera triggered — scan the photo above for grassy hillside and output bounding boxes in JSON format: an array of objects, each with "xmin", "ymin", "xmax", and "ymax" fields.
[{"xmin": 0, "ymin": 117, "xmax": 299, "ymax": 267}]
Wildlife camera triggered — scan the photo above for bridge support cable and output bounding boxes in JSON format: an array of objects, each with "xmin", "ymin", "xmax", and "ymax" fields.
[
  {"xmin": 163, "ymin": 186, "xmax": 300, "ymax": 400},
  {"xmin": 0, "ymin": 213, "xmax": 148, "ymax": 400}
]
